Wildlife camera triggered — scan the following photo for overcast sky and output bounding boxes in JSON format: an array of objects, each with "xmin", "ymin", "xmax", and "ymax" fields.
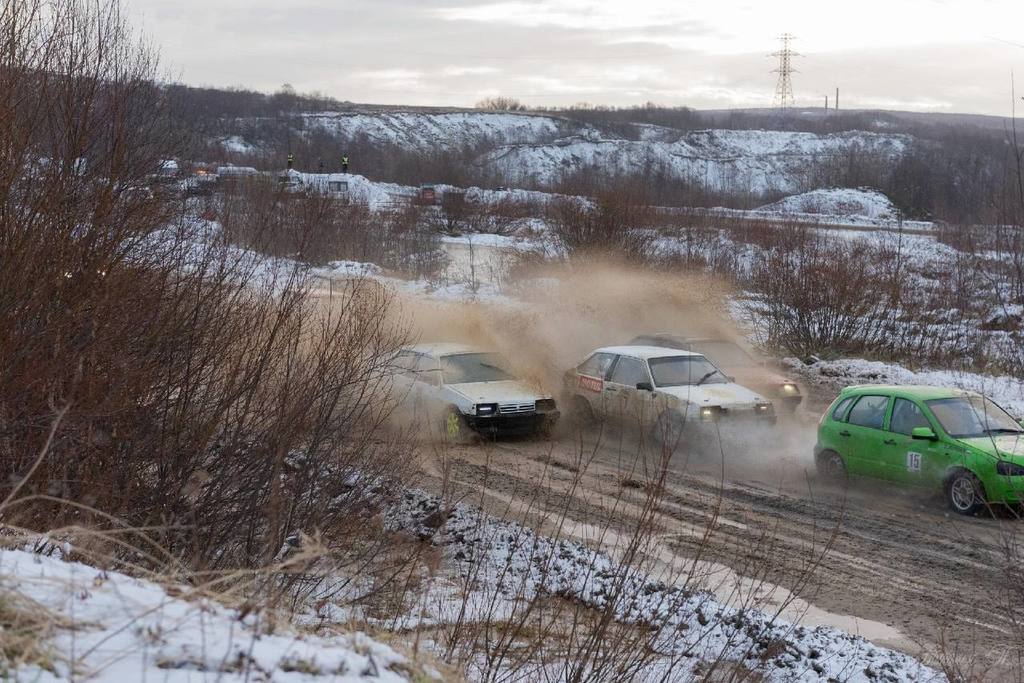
[{"xmin": 128, "ymin": 0, "xmax": 1024, "ymax": 115}]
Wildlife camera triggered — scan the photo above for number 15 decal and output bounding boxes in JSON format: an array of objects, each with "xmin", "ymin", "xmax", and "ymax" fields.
[{"xmin": 907, "ymin": 451, "xmax": 922, "ymax": 473}]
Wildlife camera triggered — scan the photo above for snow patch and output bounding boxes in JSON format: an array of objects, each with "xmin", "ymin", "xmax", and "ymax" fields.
[
  {"xmin": 787, "ymin": 357, "xmax": 1024, "ymax": 416},
  {"xmin": 0, "ymin": 549, "xmax": 434, "ymax": 682},
  {"xmin": 220, "ymin": 135, "xmax": 257, "ymax": 154},
  {"xmin": 382, "ymin": 490, "xmax": 943, "ymax": 682}
]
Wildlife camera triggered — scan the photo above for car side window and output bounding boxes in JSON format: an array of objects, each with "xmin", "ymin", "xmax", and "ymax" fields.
[
  {"xmin": 394, "ymin": 352, "xmax": 418, "ymax": 376},
  {"xmin": 609, "ymin": 356, "xmax": 650, "ymax": 387},
  {"xmin": 831, "ymin": 396, "xmax": 856, "ymax": 422},
  {"xmin": 577, "ymin": 352, "xmax": 616, "ymax": 379},
  {"xmin": 847, "ymin": 395, "xmax": 890, "ymax": 430},
  {"xmin": 890, "ymin": 398, "xmax": 931, "ymax": 435},
  {"xmin": 413, "ymin": 355, "xmax": 440, "ymax": 385}
]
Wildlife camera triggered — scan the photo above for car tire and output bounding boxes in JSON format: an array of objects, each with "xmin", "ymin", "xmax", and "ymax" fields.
[
  {"xmin": 442, "ymin": 406, "xmax": 474, "ymax": 445},
  {"xmin": 945, "ymin": 469, "xmax": 986, "ymax": 516},
  {"xmin": 571, "ymin": 396, "xmax": 597, "ymax": 427},
  {"xmin": 652, "ymin": 410, "xmax": 687, "ymax": 453},
  {"xmin": 534, "ymin": 416, "xmax": 556, "ymax": 440},
  {"xmin": 816, "ymin": 450, "xmax": 847, "ymax": 482}
]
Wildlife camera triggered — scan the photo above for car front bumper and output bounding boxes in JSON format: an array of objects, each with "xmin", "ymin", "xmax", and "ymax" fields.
[
  {"xmin": 466, "ymin": 411, "xmax": 560, "ymax": 436},
  {"xmin": 980, "ymin": 474, "xmax": 1024, "ymax": 505}
]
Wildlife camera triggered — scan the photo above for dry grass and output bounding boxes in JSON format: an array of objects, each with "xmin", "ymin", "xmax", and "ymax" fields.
[{"xmin": 0, "ymin": 584, "xmax": 67, "ymax": 675}]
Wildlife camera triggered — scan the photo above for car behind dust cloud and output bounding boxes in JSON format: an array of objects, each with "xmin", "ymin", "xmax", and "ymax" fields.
[
  {"xmin": 563, "ymin": 345, "xmax": 776, "ymax": 451},
  {"xmin": 393, "ymin": 343, "xmax": 559, "ymax": 440}
]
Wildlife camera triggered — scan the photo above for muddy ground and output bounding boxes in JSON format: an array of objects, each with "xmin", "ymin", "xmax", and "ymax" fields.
[
  {"xmin": 410, "ymin": 392, "xmax": 1020, "ymax": 677},
  {"xmin": 326, "ymin": 252, "xmax": 1019, "ymax": 675}
]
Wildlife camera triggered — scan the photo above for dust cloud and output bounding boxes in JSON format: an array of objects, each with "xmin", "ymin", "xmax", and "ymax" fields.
[
  {"xmin": 382, "ymin": 258, "xmax": 820, "ymax": 480},
  {"xmin": 397, "ymin": 260, "xmax": 736, "ymax": 389}
]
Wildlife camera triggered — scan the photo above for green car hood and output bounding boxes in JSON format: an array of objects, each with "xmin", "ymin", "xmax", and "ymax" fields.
[{"xmin": 958, "ymin": 434, "xmax": 1024, "ymax": 463}]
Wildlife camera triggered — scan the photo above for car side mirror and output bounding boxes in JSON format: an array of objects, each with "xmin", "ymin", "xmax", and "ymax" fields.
[
  {"xmin": 636, "ymin": 382, "xmax": 653, "ymax": 391},
  {"xmin": 911, "ymin": 427, "xmax": 937, "ymax": 441}
]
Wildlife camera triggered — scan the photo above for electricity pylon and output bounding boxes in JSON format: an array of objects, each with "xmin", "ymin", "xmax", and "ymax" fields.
[{"xmin": 771, "ymin": 33, "xmax": 800, "ymax": 109}]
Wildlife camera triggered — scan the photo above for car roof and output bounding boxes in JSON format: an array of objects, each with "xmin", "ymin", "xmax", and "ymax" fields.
[
  {"xmin": 592, "ymin": 345, "xmax": 703, "ymax": 360},
  {"xmin": 630, "ymin": 334, "xmax": 738, "ymax": 346},
  {"xmin": 839, "ymin": 384, "xmax": 980, "ymax": 401},
  {"xmin": 404, "ymin": 342, "xmax": 490, "ymax": 358}
]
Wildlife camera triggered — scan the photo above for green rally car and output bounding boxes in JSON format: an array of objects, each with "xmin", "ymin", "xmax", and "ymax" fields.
[{"xmin": 815, "ymin": 385, "xmax": 1024, "ymax": 515}]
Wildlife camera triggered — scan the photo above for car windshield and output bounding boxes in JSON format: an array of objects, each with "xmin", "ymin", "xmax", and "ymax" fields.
[
  {"xmin": 690, "ymin": 341, "xmax": 757, "ymax": 368},
  {"xmin": 441, "ymin": 353, "xmax": 515, "ymax": 384},
  {"xmin": 926, "ymin": 396, "xmax": 1023, "ymax": 439},
  {"xmin": 648, "ymin": 355, "xmax": 728, "ymax": 387}
]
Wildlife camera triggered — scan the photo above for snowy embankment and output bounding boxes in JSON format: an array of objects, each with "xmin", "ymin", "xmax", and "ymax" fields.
[
  {"xmin": 0, "ymin": 549, "xmax": 436, "ymax": 682},
  {"xmin": 286, "ymin": 170, "xmax": 581, "ymax": 213},
  {"xmin": 302, "ymin": 110, "xmax": 579, "ymax": 149},
  {"xmin": 483, "ymin": 128, "xmax": 908, "ymax": 194},
  {"xmin": 787, "ymin": 357, "xmax": 1024, "ymax": 416},
  {"xmin": 380, "ymin": 490, "xmax": 942, "ymax": 682},
  {"xmin": 753, "ymin": 188, "xmax": 934, "ymax": 230},
  {"xmin": 759, "ymin": 188, "xmax": 898, "ymax": 220}
]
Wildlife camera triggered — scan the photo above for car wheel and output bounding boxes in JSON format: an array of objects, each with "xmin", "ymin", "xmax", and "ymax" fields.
[
  {"xmin": 571, "ymin": 396, "xmax": 596, "ymax": 427},
  {"xmin": 946, "ymin": 470, "xmax": 986, "ymax": 516},
  {"xmin": 816, "ymin": 450, "xmax": 847, "ymax": 482},
  {"xmin": 442, "ymin": 406, "xmax": 474, "ymax": 444},
  {"xmin": 534, "ymin": 416, "xmax": 556, "ymax": 440},
  {"xmin": 652, "ymin": 410, "xmax": 686, "ymax": 453}
]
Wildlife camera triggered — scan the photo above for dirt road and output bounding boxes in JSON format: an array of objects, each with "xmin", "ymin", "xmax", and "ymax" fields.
[{"xmin": 411, "ymin": 410, "xmax": 1018, "ymax": 674}]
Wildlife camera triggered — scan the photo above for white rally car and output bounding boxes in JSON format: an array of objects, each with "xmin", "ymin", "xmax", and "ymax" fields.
[
  {"xmin": 563, "ymin": 346, "xmax": 775, "ymax": 447},
  {"xmin": 394, "ymin": 343, "xmax": 559, "ymax": 440}
]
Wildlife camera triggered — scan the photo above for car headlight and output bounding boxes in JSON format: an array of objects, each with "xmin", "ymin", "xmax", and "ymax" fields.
[
  {"xmin": 699, "ymin": 406, "xmax": 719, "ymax": 421},
  {"xmin": 780, "ymin": 383, "xmax": 799, "ymax": 395},
  {"xmin": 475, "ymin": 403, "xmax": 498, "ymax": 417},
  {"xmin": 996, "ymin": 460, "xmax": 1024, "ymax": 476},
  {"xmin": 535, "ymin": 398, "xmax": 556, "ymax": 413}
]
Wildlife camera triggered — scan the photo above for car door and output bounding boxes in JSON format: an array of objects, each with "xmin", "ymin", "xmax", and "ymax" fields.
[
  {"xmin": 821, "ymin": 394, "xmax": 856, "ymax": 448},
  {"xmin": 842, "ymin": 394, "xmax": 893, "ymax": 478},
  {"xmin": 408, "ymin": 353, "xmax": 442, "ymax": 419},
  {"xmin": 605, "ymin": 355, "xmax": 656, "ymax": 427},
  {"xmin": 573, "ymin": 352, "xmax": 617, "ymax": 417},
  {"xmin": 881, "ymin": 397, "xmax": 944, "ymax": 485}
]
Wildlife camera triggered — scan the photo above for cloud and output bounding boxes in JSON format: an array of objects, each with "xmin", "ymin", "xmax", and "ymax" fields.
[
  {"xmin": 442, "ymin": 65, "xmax": 501, "ymax": 76},
  {"xmin": 125, "ymin": 0, "xmax": 1024, "ymax": 115},
  {"xmin": 436, "ymin": 1, "xmax": 709, "ymax": 32}
]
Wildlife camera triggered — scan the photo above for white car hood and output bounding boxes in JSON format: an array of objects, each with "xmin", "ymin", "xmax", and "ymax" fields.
[
  {"xmin": 447, "ymin": 380, "xmax": 548, "ymax": 403},
  {"xmin": 659, "ymin": 382, "xmax": 764, "ymax": 408}
]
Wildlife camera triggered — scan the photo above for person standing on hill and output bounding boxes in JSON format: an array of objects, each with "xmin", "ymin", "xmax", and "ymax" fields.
[
  {"xmin": 287, "ymin": 152, "xmax": 294, "ymax": 170},
  {"xmin": 341, "ymin": 154, "xmax": 349, "ymax": 173}
]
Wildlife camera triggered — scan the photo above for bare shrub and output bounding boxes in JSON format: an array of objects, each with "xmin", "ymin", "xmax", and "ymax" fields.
[
  {"xmin": 548, "ymin": 188, "xmax": 658, "ymax": 262},
  {"xmin": 210, "ymin": 180, "xmax": 445, "ymax": 278},
  {"xmin": 475, "ymin": 96, "xmax": 527, "ymax": 112},
  {"xmin": 746, "ymin": 236, "xmax": 895, "ymax": 356},
  {"xmin": 0, "ymin": 0, "xmax": 414, "ymax": 574}
]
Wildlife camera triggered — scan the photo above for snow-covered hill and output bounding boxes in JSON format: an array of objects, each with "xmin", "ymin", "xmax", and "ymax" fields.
[
  {"xmin": 482, "ymin": 129, "xmax": 909, "ymax": 194},
  {"xmin": 223, "ymin": 111, "xmax": 909, "ymax": 197},
  {"xmin": 302, "ymin": 111, "xmax": 581, "ymax": 149},
  {"xmin": 758, "ymin": 188, "xmax": 899, "ymax": 220}
]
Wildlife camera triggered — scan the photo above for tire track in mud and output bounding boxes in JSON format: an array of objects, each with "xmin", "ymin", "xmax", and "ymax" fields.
[{"xmin": 414, "ymin": 432, "xmax": 1021, "ymax": 666}]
